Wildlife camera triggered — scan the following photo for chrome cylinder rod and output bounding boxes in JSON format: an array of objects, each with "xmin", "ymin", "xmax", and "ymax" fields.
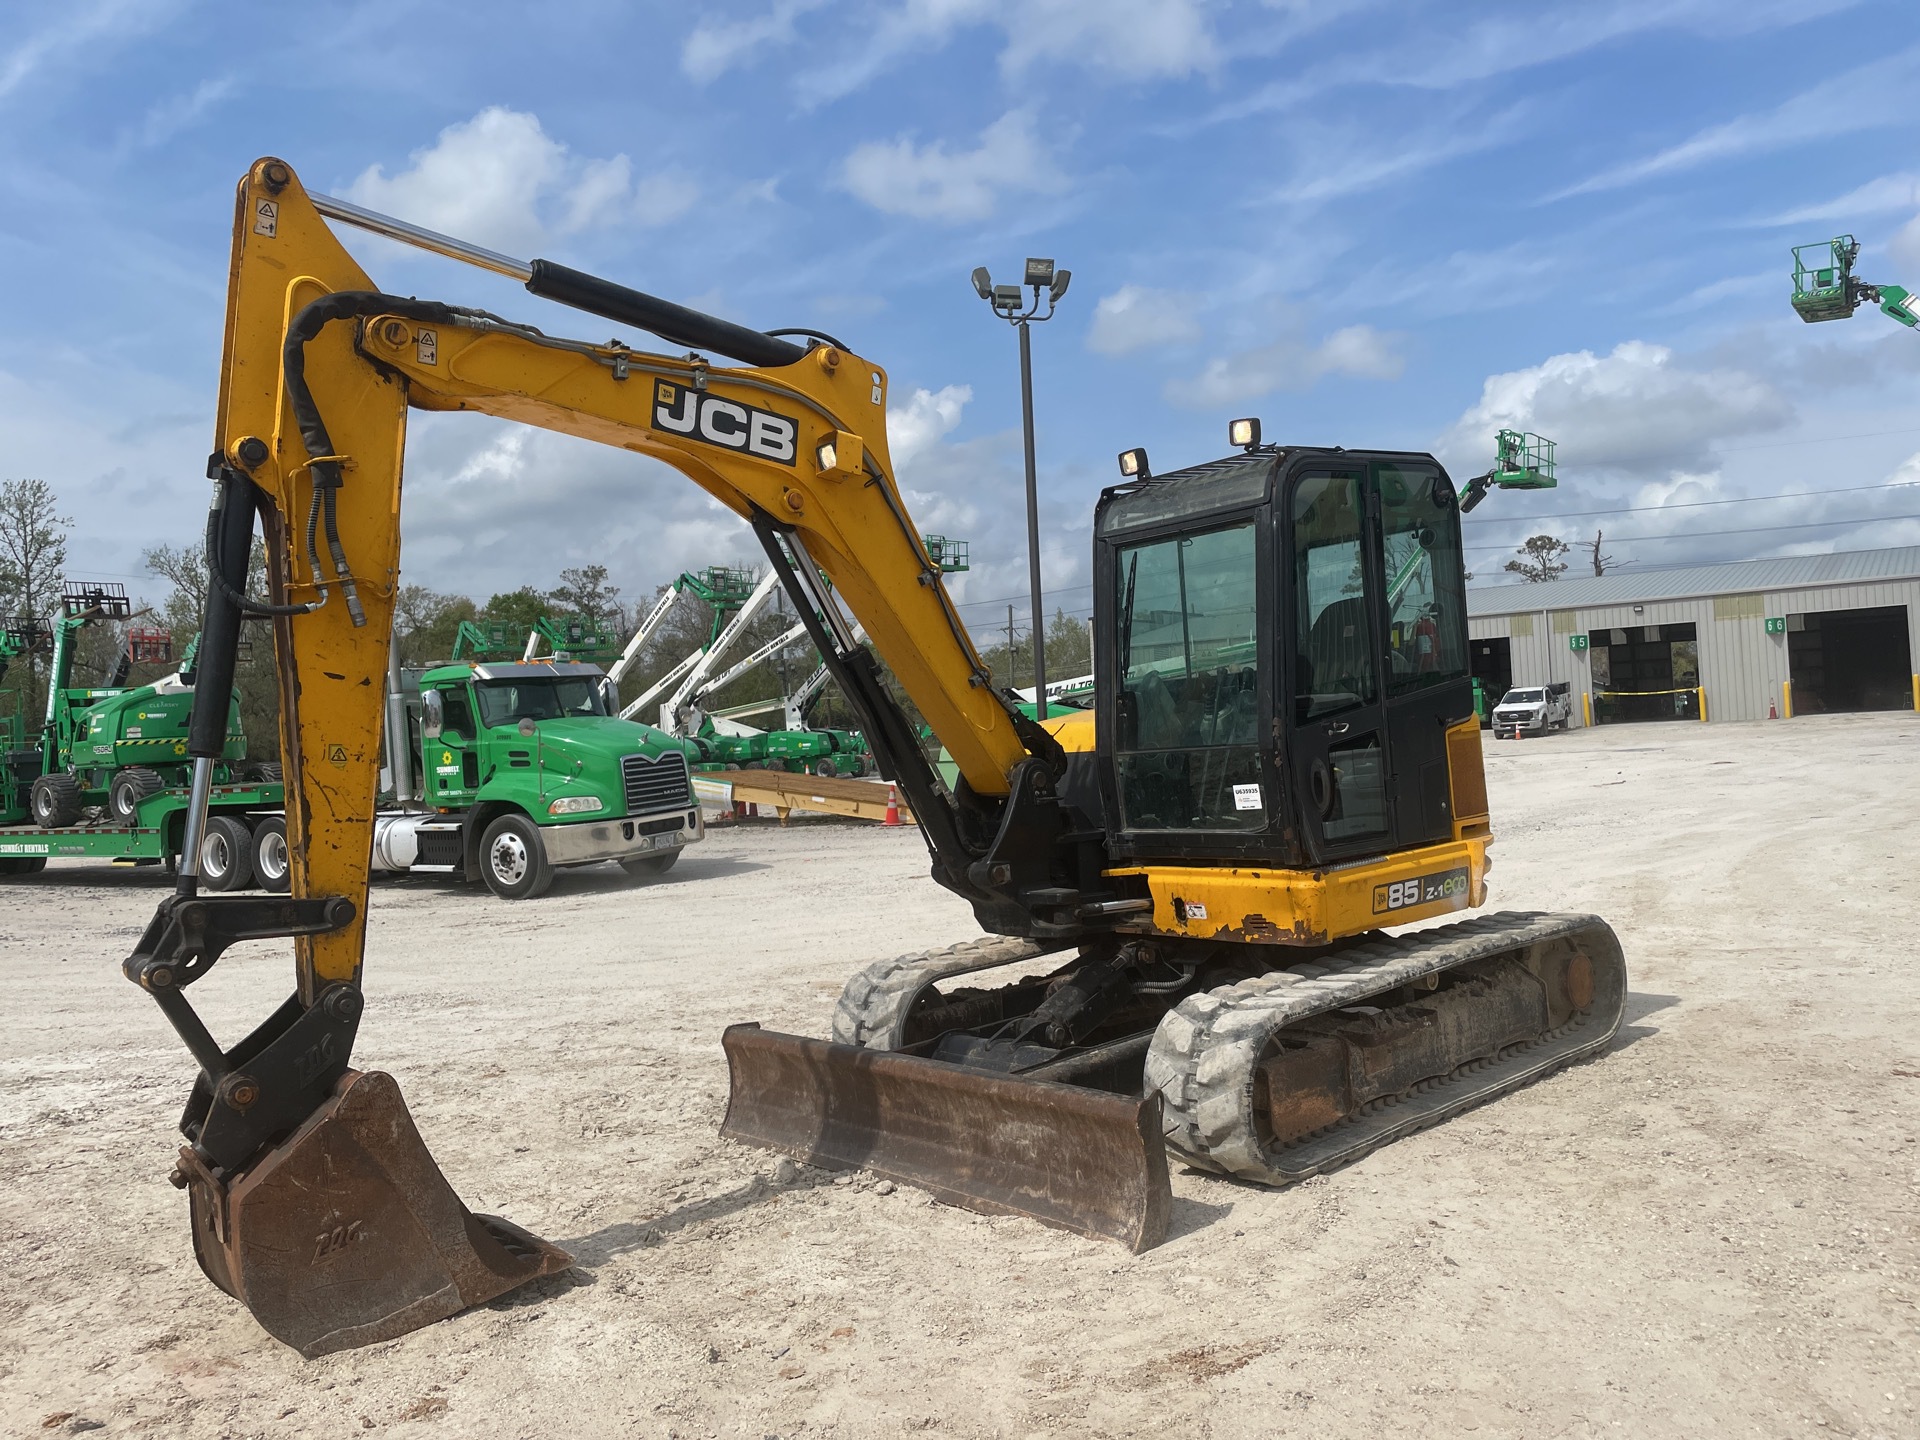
[
  {"xmin": 175, "ymin": 756, "xmax": 217, "ymax": 887},
  {"xmin": 309, "ymin": 191, "xmax": 533, "ymax": 282}
]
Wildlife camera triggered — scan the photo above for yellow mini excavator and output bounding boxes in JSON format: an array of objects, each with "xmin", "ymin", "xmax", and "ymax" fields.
[{"xmin": 122, "ymin": 159, "xmax": 1625, "ymax": 1357}]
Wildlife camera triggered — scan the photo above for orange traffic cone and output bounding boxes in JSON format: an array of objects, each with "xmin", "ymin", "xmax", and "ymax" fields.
[
  {"xmin": 1768, "ymin": 700, "xmax": 1778, "ymax": 720},
  {"xmin": 884, "ymin": 784, "xmax": 901, "ymax": 827}
]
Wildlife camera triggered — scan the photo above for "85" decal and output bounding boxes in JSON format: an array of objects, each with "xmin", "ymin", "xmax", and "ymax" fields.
[{"xmin": 1372, "ymin": 866, "xmax": 1470, "ymax": 915}]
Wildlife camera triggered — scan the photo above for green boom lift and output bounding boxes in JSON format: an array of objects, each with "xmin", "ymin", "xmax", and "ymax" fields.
[{"xmin": 1790, "ymin": 235, "xmax": 1919, "ymax": 330}]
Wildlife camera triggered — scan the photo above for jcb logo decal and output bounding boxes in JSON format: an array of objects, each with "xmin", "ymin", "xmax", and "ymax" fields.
[{"xmin": 653, "ymin": 381, "xmax": 796, "ymax": 465}]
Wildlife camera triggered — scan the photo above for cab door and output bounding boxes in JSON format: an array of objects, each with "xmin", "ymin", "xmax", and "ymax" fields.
[
  {"xmin": 1286, "ymin": 468, "xmax": 1391, "ymax": 862},
  {"xmin": 1375, "ymin": 460, "xmax": 1474, "ymax": 850},
  {"xmin": 424, "ymin": 685, "xmax": 481, "ymax": 807}
]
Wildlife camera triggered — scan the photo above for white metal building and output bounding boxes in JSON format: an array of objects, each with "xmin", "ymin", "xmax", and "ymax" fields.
[{"xmin": 1467, "ymin": 546, "xmax": 1920, "ymax": 726}]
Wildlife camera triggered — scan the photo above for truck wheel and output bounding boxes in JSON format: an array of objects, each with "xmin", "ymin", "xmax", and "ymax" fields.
[
  {"xmin": 252, "ymin": 816, "xmax": 290, "ymax": 893},
  {"xmin": 0, "ymin": 856, "xmax": 48, "ymax": 876},
  {"xmin": 109, "ymin": 768, "xmax": 165, "ymax": 824},
  {"xmin": 480, "ymin": 813, "xmax": 554, "ymax": 900},
  {"xmin": 619, "ymin": 850, "xmax": 680, "ymax": 879},
  {"xmin": 30, "ymin": 774, "xmax": 82, "ymax": 828},
  {"xmin": 199, "ymin": 815, "xmax": 256, "ymax": 892}
]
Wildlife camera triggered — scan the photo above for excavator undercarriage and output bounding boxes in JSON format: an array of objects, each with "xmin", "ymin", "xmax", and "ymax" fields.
[{"xmin": 723, "ymin": 911, "xmax": 1623, "ymax": 1250}]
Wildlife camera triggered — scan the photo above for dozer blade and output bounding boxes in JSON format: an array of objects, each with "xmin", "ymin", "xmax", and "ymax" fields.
[
  {"xmin": 721, "ymin": 1024, "xmax": 1171, "ymax": 1252},
  {"xmin": 180, "ymin": 1069, "xmax": 571, "ymax": 1358}
]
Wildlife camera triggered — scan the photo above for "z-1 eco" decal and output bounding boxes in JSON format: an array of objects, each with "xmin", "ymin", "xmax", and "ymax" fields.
[
  {"xmin": 1372, "ymin": 865, "xmax": 1470, "ymax": 915},
  {"xmin": 652, "ymin": 381, "xmax": 797, "ymax": 465}
]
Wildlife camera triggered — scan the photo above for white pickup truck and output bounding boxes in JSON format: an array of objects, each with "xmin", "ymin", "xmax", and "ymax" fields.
[{"xmin": 1491, "ymin": 683, "xmax": 1572, "ymax": 736}]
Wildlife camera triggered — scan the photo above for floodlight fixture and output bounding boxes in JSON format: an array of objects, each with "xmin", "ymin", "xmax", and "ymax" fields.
[
  {"xmin": 1117, "ymin": 447, "xmax": 1150, "ymax": 480},
  {"xmin": 1228, "ymin": 417, "xmax": 1261, "ymax": 450},
  {"xmin": 971, "ymin": 266, "xmax": 993, "ymax": 301}
]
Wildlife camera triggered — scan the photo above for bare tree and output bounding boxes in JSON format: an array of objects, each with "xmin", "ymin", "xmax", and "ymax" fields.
[
  {"xmin": 1504, "ymin": 534, "xmax": 1571, "ymax": 584},
  {"xmin": 0, "ymin": 479, "xmax": 72, "ymax": 709},
  {"xmin": 141, "ymin": 542, "xmax": 209, "ymax": 622},
  {"xmin": 0, "ymin": 479, "xmax": 70, "ymax": 620},
  {"xmin": 1587, "ymin": 529, "xmax": 1617, "ymax": 577}
]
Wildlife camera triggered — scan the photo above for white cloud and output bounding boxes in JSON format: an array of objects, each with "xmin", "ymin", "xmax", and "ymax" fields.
[
  {"xmin": 1434, "ymin": 341, "xmax": 1790, "ymax": 479},
  {"xmin": 1166, "ymin": 324, "xmax": 1402, "ymax": 408},
  {"xmin": 682, "ymin": 0, "xmax": 825, "ymax": 84},
  {"xmin": 840, "ymin": 111, "xmax": 1065, "ymax": 223},
  {"xmin": 1087, "ymin": 286, "xmax": 1203, "ymax": 357},
  {"xmin": 0, "ymin": 0, "xmax": 160, "ymax": 100},
  {"xmin": 124, "ymin": 75, "xmax": 232, "ymax": 152},
  {"xmin": 345, "ymin": 108, "xmax": 696, "ymax": 257},
  {"xmin": 886, "ymin": 384, "xmax": 972, "ymax": 471},
  {"xmin": 795, "ymin": 0, "xmax": 1217, "ymax": 106},
  {"xmin": 1890, "ymin": 214, "xmax": 1920, "ymax": 286},
  {"xmin": 1553, "ymin": 45, "xmax": 1920, "ymax": 200},
  {"xmin": 1758, "ymin": 172, "xmax": 1920, "ymax": 228}
]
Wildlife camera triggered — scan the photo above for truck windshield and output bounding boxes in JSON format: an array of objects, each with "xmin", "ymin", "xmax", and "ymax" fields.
[
  {"xmin": 1501, "ymin": 689, "xmax": 1545, "ymax": 704},
  {"xmin": 475, "ymin": 677, "xmax": 609, "ymax": 727}
]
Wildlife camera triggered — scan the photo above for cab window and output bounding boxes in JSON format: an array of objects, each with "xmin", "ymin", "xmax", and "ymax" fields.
[
  {"xmin": 1292, "ymin": 472, "xmax": 1375, "ymax": 721},
  {"xmin": 1113, "ymin": 521, "xmax": 1264, "ymax": 831},
  {"xmin": 1378, "ymin": 463, "xmax": 1467, "ymax": 695}
]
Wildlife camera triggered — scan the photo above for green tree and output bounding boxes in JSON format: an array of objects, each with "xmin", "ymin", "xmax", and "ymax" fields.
[
  {"xmin": 1505, "ymin": 534, "xmax": 1571, "ymax": 584},
  {"xmin": 547, "ymin": 564, "xmax": 624, "ymax": 629},
  {"xmin": 481, "ymin": 586, "xmax": 548, "ymax": 638}
]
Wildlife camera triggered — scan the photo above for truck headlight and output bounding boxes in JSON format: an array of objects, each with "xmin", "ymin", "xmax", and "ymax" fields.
[{"xmin": 547, "ymin": 795, "xmax": 604, "ymax": 816}]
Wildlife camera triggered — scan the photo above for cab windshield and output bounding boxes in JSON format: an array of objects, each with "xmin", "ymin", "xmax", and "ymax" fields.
[{"xmin": 475, "ymin": 677, "xmax": 608, "ymax": 727}]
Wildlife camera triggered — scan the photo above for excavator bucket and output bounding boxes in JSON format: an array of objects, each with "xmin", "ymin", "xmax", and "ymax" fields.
[
  {"xmin": 721, "ymin": 1025, "xmax": 1171, "ymax": 1252},
  {"xmin": 179, "ymin": 1069, "xmax": 571, "ymax": 1358}
]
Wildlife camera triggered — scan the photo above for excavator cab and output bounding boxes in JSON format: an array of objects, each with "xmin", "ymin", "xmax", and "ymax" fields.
[{"xmin": 1096, "ymin": 449, "xmax": 1473, "ymax": 872}]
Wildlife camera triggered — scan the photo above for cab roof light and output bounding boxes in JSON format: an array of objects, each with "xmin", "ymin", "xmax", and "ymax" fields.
[
  {"xmin": 1228, "ymin": 417, "xmax": 1261, "ymax": 450},
  {"xmin": 1117, "ymin": 447, "xmax": 1150, "ymax": 480}
]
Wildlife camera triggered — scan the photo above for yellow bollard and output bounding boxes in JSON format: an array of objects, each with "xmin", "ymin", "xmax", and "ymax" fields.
[
  {"xmin": 1783, "ymin": 683, "xmax": 1793, "ymax": 719},
  {"xmin": 1697, "ymin": 687, "xmax": 1707, "ymax": 722},
  {"xmin": 1582, "ymin": 691, "xmax": 1593, "ymax": 728}
]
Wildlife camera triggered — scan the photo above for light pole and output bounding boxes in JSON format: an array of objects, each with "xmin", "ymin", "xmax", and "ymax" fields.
[{"xmin": 971, "ymin": 257, "xmax": 1071, "ymax": 718}]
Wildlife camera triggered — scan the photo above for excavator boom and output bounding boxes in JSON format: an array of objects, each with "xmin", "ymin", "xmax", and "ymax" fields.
[{"xmin": 122, "ymin": 159, "xmax": 1157, "ymax": 1356}]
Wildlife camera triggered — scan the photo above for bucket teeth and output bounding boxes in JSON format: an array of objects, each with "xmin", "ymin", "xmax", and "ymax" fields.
[{"xmin": 182, "ymin": 1069, "xmax": 570, "ymax": 1358}]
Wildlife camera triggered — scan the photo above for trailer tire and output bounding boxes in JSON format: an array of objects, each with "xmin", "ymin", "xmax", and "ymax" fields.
[
  {"xmin": 619, "ymin": 850, "xmax": 680, "ymax": 879},
  {"xmin": 30, "ymin": 773, "xmax": 82, "ymax": 828},
  {"xmin": 479, "ymin": 813, "xmax": 553, "ymax": 900},
  {"xmin": 0, "ymin": 856, "xmax": 48, "ymax": 876},
  {"xmin": 109, "ymin": 767, "xmax": 164, "ymax": 824},
  {"xmin": 199, "ymin": 815, "xmax": 256, "ymax": 892},
  {"xmin": 252, "ymin": 816, "xmax": 290, "ymax": 893}
]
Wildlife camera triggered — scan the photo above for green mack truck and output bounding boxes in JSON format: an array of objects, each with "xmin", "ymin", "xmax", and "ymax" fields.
[{"xmin": 376, "ymin": 625, "xmax": 703, "ymax": 900}]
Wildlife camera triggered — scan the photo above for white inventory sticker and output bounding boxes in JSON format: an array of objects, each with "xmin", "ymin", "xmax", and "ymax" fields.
[{"xmin": 1232, "ymin": 783, "xmax": 1264, "ymax": 811}]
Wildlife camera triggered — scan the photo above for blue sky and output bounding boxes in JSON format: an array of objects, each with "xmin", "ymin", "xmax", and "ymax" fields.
[{"xmin": 4, "ymin": 0, "xmax": 1920, "ymax": 638}]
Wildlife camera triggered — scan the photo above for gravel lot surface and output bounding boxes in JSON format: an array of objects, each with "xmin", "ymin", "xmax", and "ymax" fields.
[{"xmin": 3, "ymin": 713, "xmax": 1918, "ymax": 1439}]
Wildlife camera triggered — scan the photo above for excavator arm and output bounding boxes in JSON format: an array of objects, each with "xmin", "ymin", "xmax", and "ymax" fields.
[{"xmin": 122, "ymin": 158, "xmax": 1149, "ymax": 1358}]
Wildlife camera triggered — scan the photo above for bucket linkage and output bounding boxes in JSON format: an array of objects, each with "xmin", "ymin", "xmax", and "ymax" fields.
[{"xmin": 125, "ymin": 892, "xmax": 569, "ymax": 1358}]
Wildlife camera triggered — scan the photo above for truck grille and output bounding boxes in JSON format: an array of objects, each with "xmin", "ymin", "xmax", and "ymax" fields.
[{"xmin": 622, "ymin": 751, "xmax": 693, "ymax": 817}]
